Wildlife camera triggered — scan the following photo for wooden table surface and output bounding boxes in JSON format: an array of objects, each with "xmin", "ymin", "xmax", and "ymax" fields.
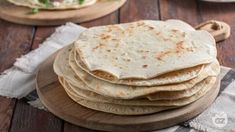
[{"xmin": 0, "ymin": 0, "xmax": 235, "ymax": 132}]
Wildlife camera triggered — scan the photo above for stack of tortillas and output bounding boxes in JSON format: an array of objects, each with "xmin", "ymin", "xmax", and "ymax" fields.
[{"xmin": 53, "ymin": 20, "xmax": 220, "ymax": 115}]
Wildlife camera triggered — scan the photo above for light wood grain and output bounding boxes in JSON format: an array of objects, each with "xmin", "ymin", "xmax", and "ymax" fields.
[
  {"xmin": 36, "ymin": 52, "xmax": 220, "ymax": 132},
  {"xmin": 0, "ymin": 0, "xmax": 126, "ymax": 26}
]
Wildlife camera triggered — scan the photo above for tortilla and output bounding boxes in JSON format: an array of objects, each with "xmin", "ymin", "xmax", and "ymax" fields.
[
  {"xmin": 53, "ymin": 45, "xmax": 220, "ymax": 99},
  {"xmin": 74, "ymin": 49, "xmax": 204, "ymax": 86},
  {"xmin": 61, "ymin": 46, "xmax": 220, "ymax": 99},
  {"xmin": 60, "ymin": 76, "xmax": 217, "ymax": 106},
  {"xmin": 65, "ymin": 90, "xmax": 174, "ymax": 115},
  {"xmin": 7, "ymin": 0, "xmax": 97, "ymax": 10},
  {"xmin": 58, "ymin": 73, "xmax": 209, "ymax": 101},
  {"xmin": 57, "ymin": 76, "xmax": 174, "ymax": 115},
  {"xmin": 74, "ymin": 20, "xmax": 216, "ymax": 79}
]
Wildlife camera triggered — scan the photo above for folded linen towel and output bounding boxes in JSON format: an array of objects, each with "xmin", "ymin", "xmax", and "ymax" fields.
[{"xmin": 0, "ymin": 23, "xmax": 85, "ymax": 98}]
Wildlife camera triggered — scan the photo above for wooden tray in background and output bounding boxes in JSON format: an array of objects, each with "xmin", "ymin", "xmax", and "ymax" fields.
[
  {"xmin": 36, "ymin": 52, "xmax": 220, "ymax": 132},
  {"xmin": 0, "ymin": 0, "xmax": 126, "ymax": 26}
]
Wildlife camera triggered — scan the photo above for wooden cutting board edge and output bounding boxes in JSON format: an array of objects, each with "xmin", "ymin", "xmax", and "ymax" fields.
[{"xmin": 0, "ymin": 0, "xmax": 126, "ymax": 26}]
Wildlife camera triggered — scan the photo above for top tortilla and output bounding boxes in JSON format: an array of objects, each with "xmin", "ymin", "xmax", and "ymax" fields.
[
  {"xmin": 7, "ymin": 0, "xmax": 97, "ymax": 10},
  {"xmin": 75, "ymin": 19, "xmax": 216, "ymax": 79},
  {"xmin": 73, "ymin": 19, "xmax": 204, "ymax": 86}
]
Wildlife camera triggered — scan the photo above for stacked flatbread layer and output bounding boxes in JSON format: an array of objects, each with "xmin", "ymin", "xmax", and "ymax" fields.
[{"xmin": 53, "ymin": 20, "xmax": 220, "ymax": 115}]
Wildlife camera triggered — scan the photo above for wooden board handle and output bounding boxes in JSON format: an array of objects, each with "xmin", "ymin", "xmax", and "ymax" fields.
[{"xmin": 195, "ymin": 20, "xmax": 231, "ymax": 43}]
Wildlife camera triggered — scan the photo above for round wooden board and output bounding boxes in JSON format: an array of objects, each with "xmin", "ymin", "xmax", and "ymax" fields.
[
  {"xmin": 36, "ymin": 52, "xmax": 220, "ymax": 132},
  {"xmin": 0, "ymin": 0, "xmax": 126, "ymax": 26}
]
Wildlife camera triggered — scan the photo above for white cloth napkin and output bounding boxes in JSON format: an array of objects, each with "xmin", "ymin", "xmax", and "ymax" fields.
[
  {"xmin": 0, "ymin": 23, "xmax": 234, "ymax": 132},
  {"xmin": 0, "ymin": 23, "xmax": 85, "ymax": 98}
]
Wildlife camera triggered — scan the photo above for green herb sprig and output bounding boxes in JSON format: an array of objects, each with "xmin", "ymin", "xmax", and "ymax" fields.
[
  {"xmin": 31, "ymin": 0, "xmax": 85, "ymax": 14},
  {"xmin": 78, "ymin": 0, "xmax": 85, "ymax": 4},
  {"xmin": 39, "ymin": 0, "xmax": 50, "ymax": 7},
  {"xmin": 32, "ymin": 8, "xmax": 39, "ymax": 14}
]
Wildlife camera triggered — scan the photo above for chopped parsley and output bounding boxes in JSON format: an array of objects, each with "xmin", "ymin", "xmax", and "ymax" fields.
[
  {"xmin": 78, "ymin": 0, "xmax": 85, "ymax": 4},
  {"xmin": 30, "ymin": 0, "xmax": 85, "ymax": 14},
  {"xmin": 39, "ymin": 0, "xmax": 50, "ymax": 7},
  {"xmin": 32, "ymin": 8, "xmax": 39, "ymax": 14}
]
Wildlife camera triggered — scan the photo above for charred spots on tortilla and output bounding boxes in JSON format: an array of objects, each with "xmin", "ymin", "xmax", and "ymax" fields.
[
  {"xmin": 142, "ymin": 56, "xmax": 147, "ymax": 59},
  {"xmin": 73, "ymin": 75, "xmax": 78, "ymax": 79},
  {"xmin": 119, "ymin": 67, "xmax": 123, "ymax": 69},
  {"xmin": 142, "ymin": 24, "xmax": 155, "ymax": 31},
  {"xmin": 119, "ymin": 91, "xmax": 125, "ymax": 96},
  {"xmin": 92, "ymin": 45, "xmax": 99, "ymax": 51},
  {"xmin": 142, "ymin": 65, "xmax": 148, "ymax": 68},
  {"xmin": 156, "ymin": 55, "xmax": 163, "ymax": 61},
  {"xmin": 68, "ymin": 64, "xmax": 72, "ymax": 68},
  {"xmin": 169, "ymin": 34, "xmax": 174, "ymax": 38},
  {"xmin": 137, "ymin": 50, "xmax": 144, "ymax": 53},
  {"xmin": 155, "ymin": 31, "xmax": 161, "ymax": 36},
  {"xmin": 122, "ymin": 58, "xmax": 131, "ymax": 62},
  {"xmin": 104, "ymin": 54, "xmax": 108, "ymax": 58},
  {"xmin": 92, "ymin": 43, "xmax": 105, "ymax": 51},
  {"xmin": 182, "ymin": 32, "xmax": 186, "ymax": 37},
  {"xmin": 175, "ymin": 50, "xmax": 180, "ymax": 54},
  {"xmin": 100, "ymin": 34, "xmax": 111, "ymax": 40},
  {"xmin": 106, "ymin": 27, "xmax": 112, "ymax": 32},
  {"xmin": 71, "ymin": 60, "xmax": 75, "ymax": 62},
  {"xmin": 136, "ymin": 21, "xmax": 145, "ymax": 27},
  {"xmin": 163, "ymin": 37, "xmax": 170, "ymax": 41},
  {"xmin": 121, "ymin": 52, "xmax": 128, "ymax": 56},
  {"xmin": 176, "ymin": 41, "xmax": 185, "ymax": 50},
  {"xmin": 147, "ymin": 25, "xmax": 155, "ymax": 30},
  {"xmin": 68, "ymin": 48, "xmax": 72, "ymax": 51},
  {"xmin": 186, "ymin": 47, "xmax": 194, "ymax": 52},
  {"xmin": 190, "ymin": 41, "xmax": 198, "ymax": 49},
  {"xmin": 115, "ymin": 42, "xmax": 119, "ymax": 48},
  {"xmin": 124, "ymin": 78, "xmax": 132, "ymax": 83},
  {"xmin": 171, "ymin": 29, "xmax": 179, "ymax": 33},
  {"xmin": 111, "ymin": 38, "xmax": 118, "ymax": 41},
  {"xmin": 121, "ymin": 29, "xmax": 127, "ymax": 34},
  {"xmin": 95, "ymin": 85, "xmax": 101, "ymax": 90},
  {"xmin": 156, "ymin": 50, "xmax": 171, "ymax": 61},
  {"xmin": 106, "ymin": 49, "xmax": 111, "ymax": 52},
  {"xmin": 83, "ymin": 75, "xmax": 92, "ymax": 82}
]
